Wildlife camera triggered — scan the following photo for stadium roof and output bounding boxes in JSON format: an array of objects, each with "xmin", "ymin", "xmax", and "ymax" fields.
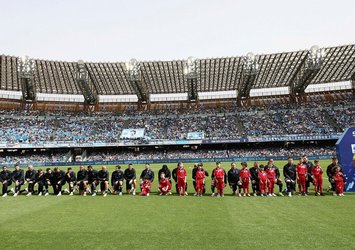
[{"xmin": 1, "ymin": 44, "xmax": 354, "ymax": 98}]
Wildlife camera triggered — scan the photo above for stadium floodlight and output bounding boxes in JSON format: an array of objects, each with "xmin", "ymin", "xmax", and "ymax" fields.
[
  {"xmin": 17, "ymin": 55, "xmax": 35, "ymax": 78},
  {"xmin": 307, "ymin": 45, "xmax": 326, "ymax": 69},
  {"xmin": 243, "ymin": 52, "xmax": 259, "ymax": 74},
  {"xmin": 125, "ymin": 58, "xmax": 141, "ymax": 81},
  {"xmin": 183, "ymin": 56, "xmax": 199, "ymax": 79}
]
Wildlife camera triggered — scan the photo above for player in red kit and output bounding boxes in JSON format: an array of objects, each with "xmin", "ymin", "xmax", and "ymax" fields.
[
  {"xmin": 158, "ymin": 173, "xmax": 171, "ymax": 196},
  {"xmin": 311, "ymin": 160, "xmax": 324, "ymax": 196},
  {"xmin": 265, "ymin": 162, "xmax": 277, "ymax": 197},
  {"xmin": 258, "ymin": 165, "xmax": 267, "ymax": 196},
  {"xmin": 140, "ymin": 176, "xmax": 151, "ymax": 196},
  {"xmin": 176, "ymin": 162, "xmax": 187, "ymax": 196},
  {"xmin": 195, "ymin": 164, "xmax": 205, "ymax": 197},
  {"xmin": 213, "ymin": 162, "xmax": 225, "ymax": 197},
  {"xmin": 296, "ymin": 157, "xmax": 308, "ymax": 196},
  {"xmin": 240, "ymin": 162, "xmax": 251, "ymax": 197},
  {"xmin": 333, "ymin": 166, "xmax": 345, "ymax": 196}
]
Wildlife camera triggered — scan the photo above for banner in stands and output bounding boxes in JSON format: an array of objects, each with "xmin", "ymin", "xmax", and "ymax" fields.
[
  {"xmin": 187, "ymin": 132, "xmax": 204, "ymax": 140},
  {"xmin": 0, "ymin": 154, "xmax": 333, "ymax": 167},
  {"xmin": 120, "ymin": 128, "xmax": 145, "ymax": 139},
  {"xmin": 336, "ymin": 127, "xmax": 355, "ymax": 192}
]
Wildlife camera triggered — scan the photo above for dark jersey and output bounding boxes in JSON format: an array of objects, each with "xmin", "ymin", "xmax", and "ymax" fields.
[
  {"xmin": 25, "ymin": 170, "xmax": 36, "ymax": 182},
  {"xmin": 283, "ymin": 163, "xmax": 297, "ymax": 181},
  {"xmin": 45, "ymin": 172, "xmax": 54, "ymax": 183},
  {"xmin": 98, "ymin": 170, "xmax": 109, "ymax": 182},
  {"xmin": 227, "ymin": 168, "xmax": 240, "ymax": 185},
  {"xmin": 111, "ymin": 170, "xmax": 124, "ymax": 185},
  {"xmin": 249, "ymin": 167, "xmax": 259, "ymax": 181},
  {"xmin": 77, "ymin": 170, "xmax": 88, "ymax": 182},
  {"xmin": 158, "ymin": 168, "xmax": 171, "ymax": 181},
  {"xmin": 65, "ymin": 172, "xmax": 76, "ymax": 182},
  {"xmin": 140, "ymin": 169, "xmax": 154, "ymax": 182},
  {"xmin": 172, "ymin": 168, "xmax": 178, "ymax": 182},
  {"xmin": 35, "ymin": 172, "xmax": 46, "ymax": 183},
  {"xmin": 53, "ymin": 170, "xmax": 65, "ymax": 183},
  {"xmin": 124, "ymin": 168, "xmax": 136, "ymax": 181},
  {"xmin": 88, "ymin": 169, "xmax": 98, "ymax": 183},
  {"xmin": 0, "ymin": 170, "xmax": 12, "ymax": 182},
  {"xmin": 12, "ymin": 169, "xmax": 24, "ymax": 182},
  {"xmin": 326, "ymin": 163, "xmax": 342, "ymax": 178}
]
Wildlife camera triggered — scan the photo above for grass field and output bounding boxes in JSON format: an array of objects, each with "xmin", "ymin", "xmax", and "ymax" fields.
[{"xmin": 0, "ymin": 160, "xmax": 354, "ymax": 250}]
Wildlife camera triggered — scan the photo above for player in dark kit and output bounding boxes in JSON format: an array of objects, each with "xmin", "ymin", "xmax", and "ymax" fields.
[
  {"xmin": 124, "ymin": 164, "xmax": 136, "ymax": 195},
  {"xmin": 192, "ymin": 164, "xmax": 198, "ymax": 195},
  {"xmin": 111, "ymin": 165, "xmax": 124, "ymax": 195},
  {"xmin": 53, "ymin": 167, "xmax": 66, "ymax": 196},
  {"xmin": 77, "ymin": 165, "xmax": 88, "ymax": 196},
  {"xmin": 88, "ymin": 165, "xmax": 99, "ymax": 196},
  {"xmin": 35, "ymin": 169, "xmax": 48, "ymax": 196},
  {"xmin": 98, "ymin": 166, "xmax": 109, "ymax": 197},
  {"xmin": 12, "ymin": 165, "xmax": 24, "ymax": 197},
  {"xmin": 65, "ymin": 167, "xmax": 76, "ymax": 196},
  {"xmin": 158, "ymin": 164, "xmax": 171, "ymax": 182},
  {"xmin": 228, "ymin": 162, "xmax": 242, "ymax": 197},
  {"xmin": 24, "ymin": 165, "xmax": 36, "ymax": 196},
  {"xmin": 45, "ymin": 168, "xmax": 54, "ymax": 195},
  {"xmin": 283, "ymin": 157, "xmax": 297, "ymax": 197},
  {"xmin": 0, "ymin": 166, "xmax": 13, "ymax": 197},
  {"xmin": 140, "ymin": 164, "xmax": 154, "ymax": 191},
  {"xmin": 326, "ymin": 157, "xmax": 341, "ymax": 195},
  {"xmin": 250, "ymin": 162, "xmax": 260, "ymax": 196},
  {"xmin": 303, "ymin": 156, "xmax": 314, "ymax": 194}
]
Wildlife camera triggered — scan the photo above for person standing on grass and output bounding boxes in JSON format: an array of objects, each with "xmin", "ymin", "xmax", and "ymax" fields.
[
  {"xmin": 228, "ymin": 162, "xmax": 241, "ymax": 197},
  {"xmin": 12, "ymin": 164, "xmax": 24, "ymax": 197},
  {"xmin": 65, "ymin": 167, "xmax": 76, "ymax": 196},
  {"xmin": 24, "ymin": 165, "xmax": 36, "ymax": 196},
  {"xmin": 98, "ymin": 166, "xmax": 109, "ymax": 197},
  {"xmin": 124, "ymin": 164, "xmax": 136, "ymax": 195},
  {"xmin": 0, "ymin": 166, "xmax": 12, "ymax": 197},
  {"xmin": 213, "ymin": 162, "xmax": 225, "ymax": 197},
  {"xmin": 267, "ymin": 159, "xmax": 284, "ymax": 196},
  {"xmin": 111, "ymin": 165, "xmax": 124, "ymax": 195},
  {"xmin": 258, "ymin": 165, "xmax": 267, "ymax": 197},
  {"xmin": 283, "ymin": 157, "xmax": 297, "ymax": 197},
  {"xmin": 195, "ymin": 164, "xmax": 205, "ymax": 197},
  {"xmin": 249, "ymin": 162, "xmax": 260, "ymax": 196},
  {"xmin": 240, "ymin": 162, "xmax": 251, "ymax": 197},
  {"xmin": 176, "ymin": 162, "xmax": 187, "ymax": 196},
  {"xmin": 158, "ymin": 173, "xmax": 171, "ymax": 195},
  {"xmin": 303, "ymin": 155, "xmax": 314, "ymax": 194},
  {"xmin": 296, "ymin": 157, "xmax": 308, "ymax": 196},
  {"xmin": 77, "ymin": 165, "xmax": 89, "ymax": 196},
  {"xmin": 88, "ymin": 165, "xmax": 99, "ymax": 196},
  {"xmin": 140, "ymin": 164, "xmax": 154, "ymax": 191},
  {"xmin": 311, "ymin": 160, "xmax": 324, "ymax": 196},
  {"xmin": 200, "ymin": 163, "xmax": 209, "ymax": 195},
  {"xmin": 265, "ymin": 161, "xmax": 277, "ymax": 197},
  {"xmin": 192, "ymin": 164, "xmax": 198, "ymax": 195}
]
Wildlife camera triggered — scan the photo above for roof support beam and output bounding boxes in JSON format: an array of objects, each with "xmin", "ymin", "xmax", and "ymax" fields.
[
  {"xmin": 126, "ymin": 59, "xmax": 148, "ymax": 103},
  {"xmin": 238, "ymin": 53, "xmax": 259, "ymax": 98},
  {"xmin": 76, "ymin": 60, "xmax": 97, "ymax": 105}
]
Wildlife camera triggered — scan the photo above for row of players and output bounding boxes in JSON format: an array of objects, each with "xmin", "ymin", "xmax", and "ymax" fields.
[{"xmin": 0, "ymin": 156, "xmax": 345, "ymax": 197}]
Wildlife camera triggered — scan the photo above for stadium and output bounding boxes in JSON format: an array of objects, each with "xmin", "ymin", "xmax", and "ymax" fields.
[{"xmin": 1, "ymin": 1, "xmax": 355, "ymax": 250}]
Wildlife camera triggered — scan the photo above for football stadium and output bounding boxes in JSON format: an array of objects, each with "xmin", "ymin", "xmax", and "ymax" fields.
[{"xmin": 1, "ymin": 1, "xmax": 355, "ymax": 250}]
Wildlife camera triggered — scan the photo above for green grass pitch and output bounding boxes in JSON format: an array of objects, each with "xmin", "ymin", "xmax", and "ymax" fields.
[{"xmin": 0, "ymin": 160, "xmax": 354, "ymax": 250}]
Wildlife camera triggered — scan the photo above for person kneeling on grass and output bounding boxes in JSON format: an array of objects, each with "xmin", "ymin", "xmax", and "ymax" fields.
[
  {"xmin": 65, "ymin": 167, "xmax": 76, "ymax": 196},
  {"xmin": 88, "ymin": 165, "xmax": 99, "ymax": 196},
  {"xmin": 77, "ymin": 166, "xmax": 88, "ymax": 196},
  {"xmin": 124, "ymin": 164, "xmax": 137, "ymax": 195},
  {"xmin": 53, "ymin": 167, "xmax": 66, "ymax": 197},
  {"xmin": 140, "ymin": 175, "xmax": 151, "ymax": 196},
  {"xmin": 159, "ymin": 173, "xmax": 171, "ymax": 195},
  {"xmin": 111, "ymin": 165, "xmax": 124, "ymax": 196},
  {"xmin": 258, "ymin": 165, "xmax": 267, "ymax": 197},
  {"xmin": 12, "ymin": 165, "xmax": 24, "ymax": 197},
  {"xmin": 25, "ymin": 165, "xmax": 36, "ymax": 197},
  {"xmin": 35, "ymin": 169, "xmax": 49, "ymax": 196},
  {"xmin": 333, "ymin": 166, "xmax": 345, "ymax": 196},
  {"xmin": 98, "ymin": 166, "xmax": 109, "ymax": 197},
  {"xmin": 0, "ymin": 166, "xmax": 12, "ymax": 197}
]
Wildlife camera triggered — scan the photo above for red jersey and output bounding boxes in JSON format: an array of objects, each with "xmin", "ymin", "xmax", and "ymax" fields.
[
  {"xmin": 159, "ymin": 178, "xmax": 170, "ymax": 189},
  {"xmin": 214, "ymin": 168, "xmax": 225, "ymax": 179},
  {"xmin": 258, "ymin": 171, "xmax": 267, "ymax": 181},
  {"xmin": 333, "ymin": 172, "xmax": 344, "ymax": 182},
  {"xmin": 142, "ymin": 180, "xmax": 151, "ymax": 189},
  {"xmin": 311, "ymin": 166, "xmax": 323, "ymax": 177},
  {"xmin": 296, "ymin": 163, "xmax": 308, "ymax": 176},
  {"xmin": 265, "ymin": 168, "xmax": 276, "ymax": 180},
  {"xmin": 177, "ymin": 167, "xmax": 186, "ymax": 180},
  {"xmin": 240, "ymin": 168, "xmax": 250, "ymax": 179},
  {"xmin": 196, "ymin": 169, "xmax": 205, "ymax": 180}
]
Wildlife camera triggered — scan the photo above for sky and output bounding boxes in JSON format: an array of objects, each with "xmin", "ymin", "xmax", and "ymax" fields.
[{"xmin": 0, "ymin": 0, "xmax": 354, "ymax": 62}]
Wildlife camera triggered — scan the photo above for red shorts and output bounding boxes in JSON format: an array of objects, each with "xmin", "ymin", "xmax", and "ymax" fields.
[
  {"xmin": 177, "ymin": 178, "xmax": 186, "ymax": 191},
  {"xmin": 298, "ymin": 176, "xmax": 306, "ymax": 185},
  {"xmin": 196, "ymin": 179, "xmax": 204, "ymax": 191},
  {"xmin": 242, "ymin": 178, "xmax": 249, "ymax": 188}
]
